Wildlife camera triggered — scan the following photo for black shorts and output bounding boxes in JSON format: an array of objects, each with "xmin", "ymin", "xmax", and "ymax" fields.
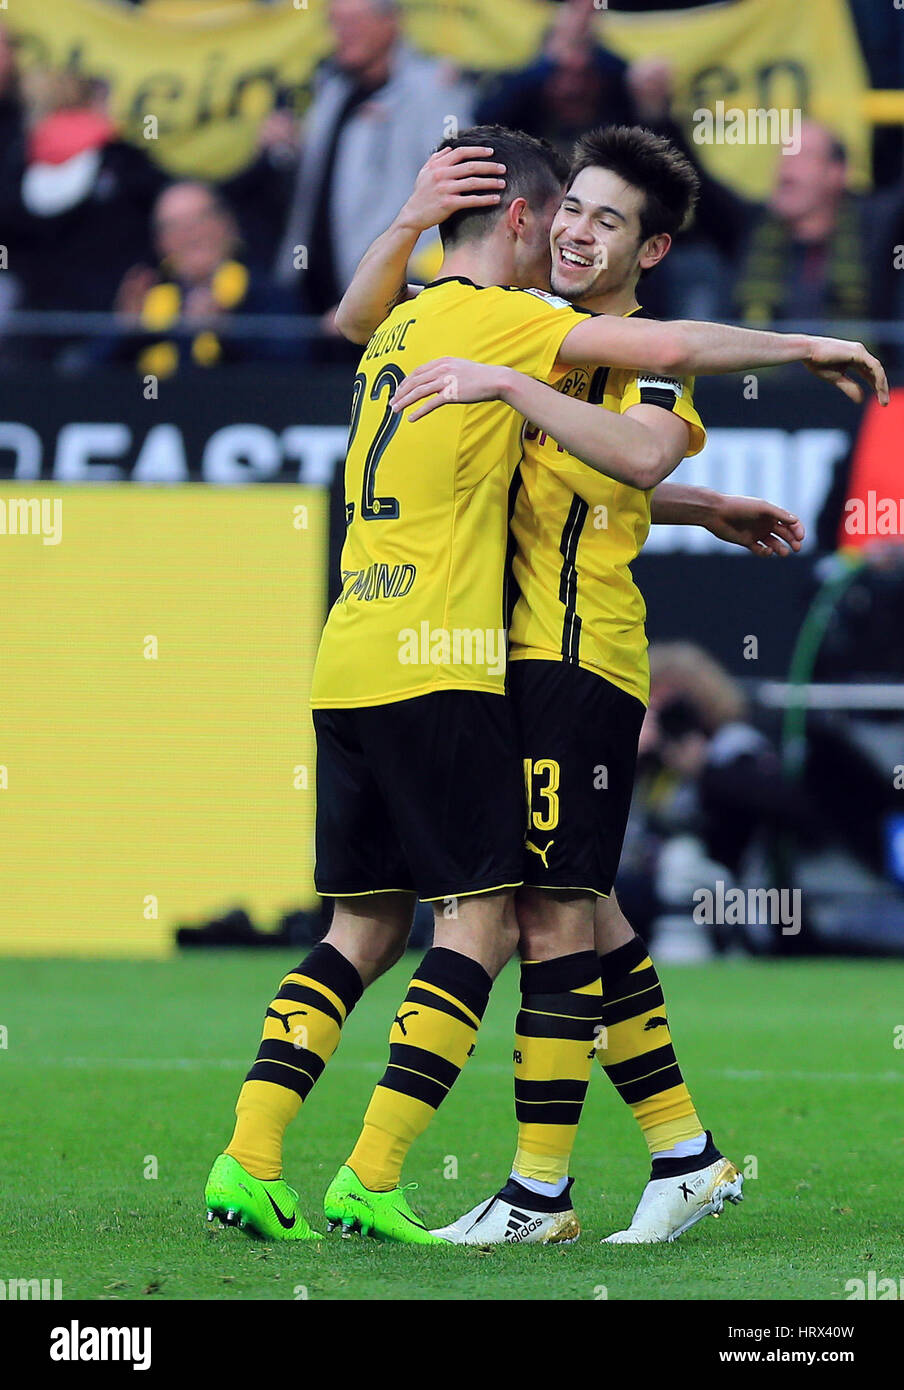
[
  {"xmin": 509, "ymin": 658, "xmax": 645, "ymax": 897},
  {"xmin": 313, "ymin": 689, "xmax": 525, "ymax": 902}
]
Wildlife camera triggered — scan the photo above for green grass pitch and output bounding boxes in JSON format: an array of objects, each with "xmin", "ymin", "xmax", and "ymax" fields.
[{"xmin": 3, "ymin": 953, "xmax": 902, "ymax": 1301}]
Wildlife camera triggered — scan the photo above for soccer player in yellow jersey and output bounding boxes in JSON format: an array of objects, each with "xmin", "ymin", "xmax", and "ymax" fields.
[
  {"xmin": 390, "ymin": 127, "xmax": 756, "ymax": 1245},
  {"xmin": 327, "ymin": 128, "xmax": 886, "ymax": 1246},
  {"xmin": 204, "ymin": 126, "xmax": 886, "ymax": 1245}
]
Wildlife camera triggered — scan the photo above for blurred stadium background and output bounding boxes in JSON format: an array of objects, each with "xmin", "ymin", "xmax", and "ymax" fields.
[{"xmin": 1, "ymin": 0, "xmax": 903, "ymax": 963}]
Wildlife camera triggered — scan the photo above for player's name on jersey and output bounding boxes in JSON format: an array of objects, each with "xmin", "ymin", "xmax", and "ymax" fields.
[
  {"xmin": 363, "ymin": 316, "xmax": 418, "ymax": 362},
  {"xmin": 340, "ymin": 561, "xmax": 416, "ymax": 603}
]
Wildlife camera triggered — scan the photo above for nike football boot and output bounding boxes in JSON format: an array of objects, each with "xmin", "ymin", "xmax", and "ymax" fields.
[
  {"xmin": 204, "ymin": 1153, "xmax": 323, "ymax": 1240},
  {"xmin": 323, "ymin": 1165, "xmax": 442, "ymax": 1245}
]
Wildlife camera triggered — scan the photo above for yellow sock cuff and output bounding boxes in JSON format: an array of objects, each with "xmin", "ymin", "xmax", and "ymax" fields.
[
  {"xmin": 225, "ymin": 1079, "xmax": 301, "ymax": 1180},
  {"xmin": 512, "ymin": 1145, "xmax": 570, "ymax": 1185}
]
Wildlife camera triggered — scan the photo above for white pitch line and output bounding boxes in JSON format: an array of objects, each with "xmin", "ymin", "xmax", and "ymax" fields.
[
  {"xmin": 9, "ymin": 1058, "xmax": 904, "ymax": 1083},
  {"xmin": 720, "ymin": 1067, "xmax": 904, "ymax": 1084}
]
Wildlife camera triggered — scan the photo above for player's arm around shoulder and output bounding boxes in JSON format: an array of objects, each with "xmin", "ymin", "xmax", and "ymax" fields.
[
  {"xmin": 391, "ymin": 358, "xmax": 691, "ymax": 491},
  {"xmin": 558, "ymin": 314, "xmax": 889, "ymax": 405},
  {"xmin": 557, "ymin": 312, "xmax": 688, "ymax": 377},
  {"xmin": 503, "ymin": 374, "xmax": 690, "ymax": 490}
]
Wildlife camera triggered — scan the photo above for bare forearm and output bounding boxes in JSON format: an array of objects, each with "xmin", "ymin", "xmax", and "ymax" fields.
[
  {"xmin": 334, "ymin": 215, "xmax": 420, "ymax": 344},
  {"xmin": 560, "ymin": 314, "xmax": 815, "ymax": 377},
  {"xmin": 651, "ymin": 483, "xmax": 721, "ymax": 526},
  {"xmin": 499, "ymin": 369, "xmax": 668, "ymax": 489},
  {"xmin": 671, "ymin": 321, "xmax": 814, "ymax": 375}
]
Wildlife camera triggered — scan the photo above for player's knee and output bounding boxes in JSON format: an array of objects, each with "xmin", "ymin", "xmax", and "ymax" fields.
[
  {"xmin": 433, "ymin": 891, "xmax": 519, "ymax": 978},
  {"xmin": 495, "ymin": 902, "xmax": 521, "ymax": 970},
  {"xmin": 594, "ymin": 889, "xmax": 635, "ymax": 952},
  {"xmin": 517, "ymin": 888, "xmax": 595, "ymax": 960},
  {"xmin": 374, "ymin": 929, "xmax": 408, "ymax": 973},
  {"xmin": 324, "ymin": 896, "xmax": 413, "ymax": 985},
  {"xmin": 323, "ymin": 923, "xmax": 409, "ymax": 986},
  {"xmin": 485, "ymin": 897, "xmax": 522, "ymax": 976}
]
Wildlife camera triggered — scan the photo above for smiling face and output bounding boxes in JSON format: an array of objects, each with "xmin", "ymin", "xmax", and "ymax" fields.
[{"xmin": 549, "ymin": 165, "xmax": 669, "ymax": 305}]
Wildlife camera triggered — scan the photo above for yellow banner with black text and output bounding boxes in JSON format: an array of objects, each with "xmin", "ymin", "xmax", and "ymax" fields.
[{"xmin": 5, "ymin": 0, "xmax": 869, "ymax": 194}]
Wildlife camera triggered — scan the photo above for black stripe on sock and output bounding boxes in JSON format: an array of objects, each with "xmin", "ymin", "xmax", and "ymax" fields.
[
  {"xmin": 253, "ymin": 1039, "xmax": 327, "ymax": 1084},
  {"xmin": 289, "ymin": 941, "xmax": 364, "ymax": 1014},
  {"xmin": 514, "ymin": 1077, "xmax": 588, "ymax": 1105},
  {"xmin": 514, "ymin": 1099, "xmax": 585, "ymax": 1125},
  {"xmin": 608, "ymin": 1063, "xmax": 685, "ymax": 1106},
  {"xmin": 520, "ymin": 950, "xmax": 600, "ymax": 995},
  {"xmin": 274, "ymin": 981, "xmax": 343, "ymax": 1029},
  {"xmin": 600, "ymin": 976, "xmax": 665, "ymax": 1026},
  {"xmin": 245, "ymin": 1059, "xmax": 316, "ymax": 1100},
  {"xmin": 406, "ymin": 985, "xmax": 479, "ymax": 1031},
  {"xmin": 516, "ymin": 1009, "xmax": 598, "ymax": 1042},
  {"xmin": 379, "ymin": 1063, "xmax": 447, "ymax": 1110},
  {"xmin": 597, "ymin": 934, "xmax": 649, "ymax": 990},
  {"xmin": 522, "ymin": 990, "xmax": 602, "ymax": 1021},
  {"xmin": 412, "ymin": 947, "xmax": 492, "ymax": 1022},
  {"xmin": 604, "ymin": 1043, "xmax": 678, "ymax": 1089},
  {"xmin": 388, "ymin": 1041, "xmax": 460, "ymax": 1091}
]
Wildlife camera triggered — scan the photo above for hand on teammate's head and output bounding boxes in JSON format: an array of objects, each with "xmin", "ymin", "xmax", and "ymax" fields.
[{"xmin": 402, "ymin": 146, "xmax": 506, "ymax": 234}]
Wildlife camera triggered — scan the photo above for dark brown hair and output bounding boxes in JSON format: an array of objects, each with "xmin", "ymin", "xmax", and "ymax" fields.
[
  {"xmin": 569, "ymin": 125, "xmax": 700, "ymax": 243},
  {"xmin": 437, "ymin": 124, "xmax": 568, "ymax": 249}
]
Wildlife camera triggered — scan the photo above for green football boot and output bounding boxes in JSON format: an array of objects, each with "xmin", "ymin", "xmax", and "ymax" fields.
[
  {"xmin": 323, "ymin": 1164, "xmax": 443, "ymax": 1245},
  {"xmin": 204, "ymin": 1153, "xmax": 323, "ymax": 1241}
]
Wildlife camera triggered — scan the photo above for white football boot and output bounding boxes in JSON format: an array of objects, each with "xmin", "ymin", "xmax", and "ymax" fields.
[
  {"xmin": 432, "ymin": 1176, "xmax": 581, "ymax": 1246},
  {"xmin": 604, "ymin": 1132, "xmax": 743, "ymax": 1244}
]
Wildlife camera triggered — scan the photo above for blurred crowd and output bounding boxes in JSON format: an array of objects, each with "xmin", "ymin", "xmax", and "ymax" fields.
[
  {"xmin": 618, "ymin": 600, "xmax": 904, "ymax": 951},
  {"xmin": 1, "ymin": 0, "xmax": 904, "ymax": 372},
  {"xmin": 2, "ymin": 0, "xmax": 902, "ymax": 949}
]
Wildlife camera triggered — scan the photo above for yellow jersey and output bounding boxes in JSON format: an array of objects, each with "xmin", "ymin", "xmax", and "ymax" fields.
[
  {"xmin": 311, "ymin": 278, "xmax": 589, "ymax": 709},
  {"xmin": 509, "ymin": 318, "xmax": 706, "ymax": 708}
]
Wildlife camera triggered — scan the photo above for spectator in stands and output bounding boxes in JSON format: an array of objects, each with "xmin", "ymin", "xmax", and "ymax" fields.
[
  {"xmin": 110, "ymin": 182, "xmax": 301, "ymax": 376},
  {"xmin": 218, "ymin": 96, "xmax": 298, "ymax": 272},
  {"xmin": 732, "ymin": 123, "xmax": 872, "ymax": 324},
  {"xmin": 0, "ymin": 70, "xmax": 165, "ymax": 327},
  {"xmin": 616, "ymin": 643, "xmax": 821, "ymax": 945},
  {"xmin": 646, "ymin": 644, "xmax": 820, "ymax": 879},
  {"xmin": 272, "ymin": 0, "xmax": 474, "ymax": 335},
  {"xmin": 626, "ymin": 66, "xmax": 904, "ymax": 327},
  {"xmin": 621, "ymin": 57, "xmax": 745, "ymax": 317},
  {"xmin": 474, "ymin": 0, "xmax": 634, "ymax": 158},
  {"xmin": 0, "ymin": 25, "xmax": 25, "ymax": 342}
]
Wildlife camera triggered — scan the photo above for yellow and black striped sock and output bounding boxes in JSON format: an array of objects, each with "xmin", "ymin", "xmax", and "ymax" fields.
[
  {"xmin": 512, "ymin": 951, "xmax": 603, "ymax": 1185},
  {"xmin": 347, "ymin": 947, "xmax": 491, "ymax": 1192},
  {"xmin": 225, "ymin": 942, "xmax": 363, "ymax": 1180},
  {"xmin": 597, "ymin": 935, "xmax": 704, "ymax": 1157}
]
